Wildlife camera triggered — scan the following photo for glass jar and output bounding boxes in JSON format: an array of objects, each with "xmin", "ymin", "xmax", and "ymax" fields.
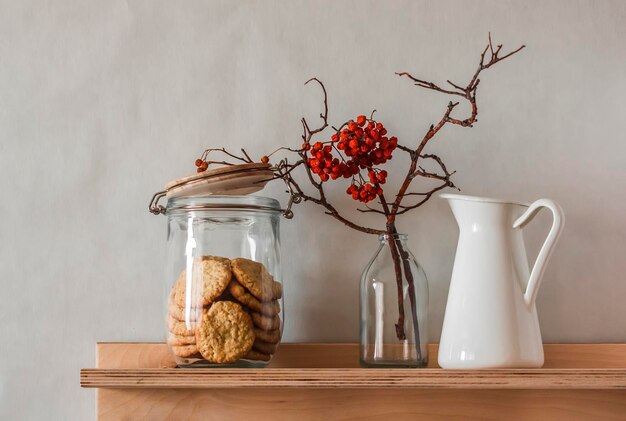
[
  {"xmin": 162, "ymin": 195, "xmax": 283, "ymax": 367},
  {"xmin": 360, "ymin": 234, "xmax": 428, "ymax": 367}
]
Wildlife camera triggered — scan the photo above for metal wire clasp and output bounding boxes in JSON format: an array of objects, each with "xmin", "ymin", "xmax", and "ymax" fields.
[
  {"xmin": 281, "ymin": 179, "xmax": 301, "ymax": 219},
  {"xmin": 148, "ymin": 190, "xmax": 167, "ymax": 215}
]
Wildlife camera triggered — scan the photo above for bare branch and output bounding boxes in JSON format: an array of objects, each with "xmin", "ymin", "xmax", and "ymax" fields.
[
  {"xmin": 241, "ymin": 148, "xmax": 252, "ymax": 162},
  {"xmin": 396, "ymin": 143, "xmax": 415, "ymax": 154},
  {"xmin": 446, "ymin": 79, "xmax": 465, "ymax": 91},
  {"xmin": 357, "ymin": 207, "xmax": 387, "ymax": 215},
  {"xmin": 395, "ymin": 72, "xmax": 465, "ymax": 97},
  {"xmin": 394, "ymin": 183, "xmax": 450, "ymax": 215},
  {"xmin": 200, "ymin": 148, "xmax": 252, "ymax": 165},
  {"xmin": 389, "ymin": 35, "xmax": 524, "ymax": 216},
  {"xmin": 303, "ymin": 77, "xmax": 329, "ymax": 136}
]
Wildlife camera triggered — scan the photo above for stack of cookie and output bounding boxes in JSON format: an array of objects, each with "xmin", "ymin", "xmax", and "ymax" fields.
[{"xmin": 167, "ymin": 256, "xmax": 282, "ymax": 364}]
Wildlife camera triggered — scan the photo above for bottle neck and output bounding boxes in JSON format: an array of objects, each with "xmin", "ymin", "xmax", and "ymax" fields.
[{"xmin": 378, "ymin": 233, "xmax": 408, "ymax": 245}]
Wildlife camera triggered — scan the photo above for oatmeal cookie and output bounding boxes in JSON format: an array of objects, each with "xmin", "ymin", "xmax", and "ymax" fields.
[
  {"xmin": 244, "ymin": 349, "xmax": 272, "ymax": 362},
  {"xmin": 254, "ymin": 328, "xmax": 281, "ymax": 344},
  {"xmin": 253, "ymin": 339, "xmax": 278, "ymax": 355},
  {"xmin": 167, "ymin": 332, "xmax": 196, "ymax": 346},
  {"xmin": 172, "ymin": 269, "xmax": 199, "ymax": 308},
  {"xmin": 228, "ymin": 281, "xmax": 281, "ymax": 317},
  {"xmin": 168, "ymin": 300, "xmax": 202, "ymax": 322},
  {"xmin": 195, "ymin": 301, "xmax": 254, "ymax": 364},
  {"xmin": 174, "ymin": 257, "xmax": 232, "ymax": 307},
  {"xmin": 251, "ymin": 312, "xmax": 281, "ymax": 331},
  {"xmin": 167, "ymin": 315, "xmax": 198, "ymax": 336},
  {"xmin": 231, "ymin": 258, "xmax": 280, "ymax": 302},
  {"xmin": 271, "ymin": 280, "xmax": 283, "ymax": 300},
  {"xmin": 171, "ymin": 344, "xmax": 199, "ymax": 358},
  {"xmin": 201, "ymin": 255, "xmax": 231, "ymax": 265}
]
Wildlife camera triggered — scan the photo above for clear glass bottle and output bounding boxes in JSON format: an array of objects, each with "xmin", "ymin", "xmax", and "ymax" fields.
[
  {"xmin": 162, "ymin": 195, "xmax": 283, "ymax": 367},
  {"xmin": 360, "ymin": 234, "xmax": 428, "ymax": 367}
]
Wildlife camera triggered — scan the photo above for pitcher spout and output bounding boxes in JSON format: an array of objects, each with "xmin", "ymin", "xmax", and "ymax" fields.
[{"xmin": 440, "ymin": 193, "xmax": 528, "ymax": 231}]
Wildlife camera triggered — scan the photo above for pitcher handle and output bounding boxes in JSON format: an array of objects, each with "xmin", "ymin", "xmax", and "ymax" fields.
[{"xmin": 512, "ymin": 199, "xmax": 564, "ymax": 308}]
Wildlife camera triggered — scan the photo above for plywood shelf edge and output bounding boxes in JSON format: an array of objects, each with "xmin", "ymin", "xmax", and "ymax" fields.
[{"xmin": 81, "ymin": 343, "xmax": 626, "ymax": 390}]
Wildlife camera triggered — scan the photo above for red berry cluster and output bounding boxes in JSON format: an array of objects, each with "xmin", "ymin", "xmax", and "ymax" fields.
[
  {"xmin": 194, "ymin": 159, "xmax": 208, "ymax": 173},
  {"xmin": 335, "ymin": 116, "xmax": 397, "ymax": 166},
  {"xmin": 305, "ymin": 142, "xmax": 357, "ymax": 182},
  {"xmin": 304, "ymin": 115, "xmax": 397, "ymax": 203}
]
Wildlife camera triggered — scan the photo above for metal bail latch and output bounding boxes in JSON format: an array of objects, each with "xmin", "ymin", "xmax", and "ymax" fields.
[
  {"xmin": 281, "ymin": 178, "xmax": 301, "ymax": 219},
  {"xmin": 148, "ymin": 190, "xmax": 167, "ymax": 215}
]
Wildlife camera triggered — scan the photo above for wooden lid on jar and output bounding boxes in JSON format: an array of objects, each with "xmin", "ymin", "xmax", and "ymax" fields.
[
  {"xmin": 165, "ymin": 163, "xmax": 273, "ymax": 198},
  {"xmin": 149, "ymin": 163, "xmax": 275, "ymax": 215}
]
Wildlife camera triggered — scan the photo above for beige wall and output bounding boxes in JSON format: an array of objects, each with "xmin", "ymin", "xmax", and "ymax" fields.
[{"xmin": 1, "ymin": 0, "xmax": 625, "ymax": 419}]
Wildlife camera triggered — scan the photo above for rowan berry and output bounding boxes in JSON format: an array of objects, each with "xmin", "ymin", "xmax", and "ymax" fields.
[
  {"xmin": 304, "ymin": 116, "xmax": 398, "ymax": 197},
  {"xmin": 261, "ymin": 156, "xmax": 269, "ymax": 164},
  {"xmin": 195, "ymin": 159, "xmax": 203, "ymax": 167}
]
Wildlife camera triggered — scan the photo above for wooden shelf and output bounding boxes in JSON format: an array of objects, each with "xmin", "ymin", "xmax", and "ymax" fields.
[
  {"xmin": 82, "ymin": 367, "xmax": 626, "ymax": 389},
  {"xmin": 83, "ymin": 343, "xmax": 626, "ymax": 420}
]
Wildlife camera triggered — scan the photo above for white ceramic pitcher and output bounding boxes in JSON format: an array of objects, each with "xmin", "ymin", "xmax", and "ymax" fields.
[{"xmin": 438, "ymin": 194, "xmax": 564, "ymax": 369}]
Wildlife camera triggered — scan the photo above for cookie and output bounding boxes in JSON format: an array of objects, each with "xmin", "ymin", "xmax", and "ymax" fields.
[
  {"xmin": 168, "ymin": 315, "xmax": 198, "ymax": 336},
  {"xmin": 244, "ymin": 349, "xmax": 272, "ymax": 362},
  {"xmin": 167, "ymin": 286, "xmax": 185, "ymax": 320},
  {"xmin": 272, "ymin": 281, "xmax": 283, "ymax": 299},
  {"xmin": 231, "ymin": 258, "xmax": 279, "ymax": 302},
  {"xmin": 167, "ymin": 333, "xmax": 196, "ymax": 346},
  {"xmin": 168, "ymin": 300, "xmax": 202, "ymax": 322},
  {"xmin": 259, "ymin": 300, "xmax": 280, "ymax": 317},
  {"xmin": 168, "ymin": 283, "xmax": 177, "ymax": 304},
  {"xmin": 254, "ymin": 328, "xmax": 281, "ymax": 344},
  {"xmin": 174, "ymin": 258, "xmax": 232, "ymax": 307},
  {"xmin": 251, "ymin": 312, "xmax": 281, "ymax": 331},
  {"xmin": 171, "ymin": 344, "xmax": 199, "ymax": 358},
  {"xmin": 172, "ymin": 270, "xmax": 199, "ymax": 308},
  {"xmin": 228, "ymin": 281, "xmax": 281, "ymax": 317},
  {"xmin": 253, "ymin": 339, "xmax": 278, "ymax": 355},
  {"xmin": 195, "ymin": 301, "xmax": 255, "ymax": 364},
  {"xmin": 201, "ymin": 255, "xmax": 231, "ymax": 265}
]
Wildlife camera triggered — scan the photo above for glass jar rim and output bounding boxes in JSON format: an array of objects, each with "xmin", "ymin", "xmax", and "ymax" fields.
[
  {"xmin": 378, "ymin": 233, "xmax": 408, "ymax": 241},
  {"xmin": 166, "ymin": 195, "xmax": 282, "ymax": 214}
]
